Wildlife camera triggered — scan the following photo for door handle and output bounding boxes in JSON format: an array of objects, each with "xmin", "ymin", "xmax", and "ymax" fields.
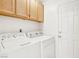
[
  {"xmin": 58, "ymin": 35, "xmax": 61, "ymax": 38},
  {"xmin": 59, "ymin": 31, "xmax": 62, "ymax": 34}
]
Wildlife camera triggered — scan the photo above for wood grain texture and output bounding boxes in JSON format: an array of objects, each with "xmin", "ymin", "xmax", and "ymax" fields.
[
  {"xmin": 0, "ymin": 0, "xmax": 44, "ymax": 23},
  {"xmin": 16, "ymin": 0, "xmax": 29, "ymax": 19},
  {"xmin": 37, "ymin": 0, "xmax": 44, "ymax": 22},
  {"xmin": 0, "ymin": 0, "xmax": 15, "ymax": 14},
  {"xmin": 29, "ymin": 0, "xmax": 38, "ymax": 21}
]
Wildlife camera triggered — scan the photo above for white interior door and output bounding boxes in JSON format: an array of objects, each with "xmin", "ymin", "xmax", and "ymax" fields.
[
  {"xmin": 58, "ymin": 3, "xmax": 74, "ymax": 58},
  {"xmin": 58, "ymin": 1, "xmax": 79, "ymax": 58}
]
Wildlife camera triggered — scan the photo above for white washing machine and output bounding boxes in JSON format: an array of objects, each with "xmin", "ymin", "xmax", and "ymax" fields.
[{"xmin": 0, "ymin": 33, "xmax": 55, "ymax": 58}]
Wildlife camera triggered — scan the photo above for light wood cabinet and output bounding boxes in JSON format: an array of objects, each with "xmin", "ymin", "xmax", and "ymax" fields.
[
  {"xmin": 29, "ymin": 0, "xmax": 44, "ymax": 22},
  {"xmin": 0, "ymin": 0, "xmax": 1, "ymax": 11},
  {"xmin": 37, "ymin": 1, "xmax": 44, "ymax": 22},
  {"xmin": 16, "ymin": 0, "xmax": 29, "ymax": 19},
  {"xmin": 0, "ymin": 0, "xmax": 44, "ymax": 22},
  {"xmin": 0, "ymin": 0, "xmax": 15, "ymax": 15},
  {"xmin": 29, "ymin": 0, "xmax": 37, "ymax": 21}
]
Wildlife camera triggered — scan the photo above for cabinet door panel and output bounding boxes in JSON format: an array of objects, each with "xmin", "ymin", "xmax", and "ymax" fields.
[
  {"xmin": 29, "ymin": 0, "xmax": 37, "ymax": 20},
  {"xmin": 0, "ymin": 0, "xmax": 1, "ymax": 11},
  {"xmin": 41, "ymin": 38, "xmax": 55, "ymax": 58},
  {"xmin": 16, "ymin": 0, "xmax": 29, "ymax": 18},
  {"xmin": 0, "ymin": 0, "xmax": 15, "ymax": 14},
  {"xmin": 37, "ymin": 1, "xmax": 44, "ymax": 22}
]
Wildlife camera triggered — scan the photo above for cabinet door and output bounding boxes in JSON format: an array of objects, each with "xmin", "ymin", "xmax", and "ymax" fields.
[
  {"xmin": 0, "ymin": 0, "xmax": 1, "ymax": 11},
  {"xmin": 37, "ymin": 1, "xmax": 44, "ymax": 22},
  {"xmin": 41, "ymin": 38, "xmax": 55, "ymax": 58},
  {"xmin": 16, "ymin": 0, "xmax": 29, "ymax": 19},
  {"xmin": 0, "ymin": 0, "xmax": 15, "ymax": 15},
  {"xmin": 29, "ymin": 0, "xmax": 37, "ymax": 21}
]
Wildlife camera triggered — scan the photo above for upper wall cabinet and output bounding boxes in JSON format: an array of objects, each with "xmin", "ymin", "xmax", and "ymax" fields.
[
  {"xmin": 0, "ymin": 0, "xmax": 15, "ymax": 15},
  {"xmin": 16, "ymin": 0, "xmax": 29, "ymax": 19},
  {"xmin": 37, "ymin": 0, "xmax": 44, "ymax": 22},
  {"xmin": 0, "ymin": 0, "xmax": 1, "ymax": 10},
  {"xmin": 0, "ymin": 0, "xmax": 44, "ymax": 22},
  {"xmin": 29, "ymin": 0, "xmax": 37, "ymax": 21}
]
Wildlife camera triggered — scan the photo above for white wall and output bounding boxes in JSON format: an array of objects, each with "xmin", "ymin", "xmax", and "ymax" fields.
[
  {"xmin": 0, "ymin": 16, "xmax": 43, "ymax": 33},
  {"xmin": 43, "ymin": 4, "xmax": 58, "ymax": 36}
]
